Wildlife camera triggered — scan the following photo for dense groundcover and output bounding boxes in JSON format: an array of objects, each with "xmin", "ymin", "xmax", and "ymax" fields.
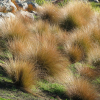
[{"xmin": 0, "ymin": 0, "xmax": 100, "ymax": 100}]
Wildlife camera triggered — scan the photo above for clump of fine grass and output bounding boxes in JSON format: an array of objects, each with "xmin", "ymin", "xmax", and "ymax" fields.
[
  {"xmin": 30, "ymin": 34, "xmax": 68, "ymax": 80},
  {"xmin": 66, "ymin": 78, "xmax": 98, "ymax": 100},
  {"xmin": 4, "ymin": 58, "xmax": 36, "ymax": 89},
  {"xmin": 0, "ymin": 17, "xmax": 30, "ymax": 40},
  {"xmin": 73, "ymin": 36, "xmax": 92, "ymax": 58},
  {"xmin": 59, "ymin": 1, "xmax": 93, "ymax": 31},
  {"xmin": 32, "ymin": 19, "xmax": 50, "ymax": 35},
  {"xmin": 8, "ymin": 38, "xmax": 32, "ymax": 59},
  {"xmin": 37, "ymin": 3, "xmax": 62, "ymax": 24},
  {"xmin": 7, "ymin": 33, "xmax": 39, "ymax": 60},
  {"xmin": 64, "ymin": 30, "xmax": 92, "ymax": 63},
  {"xmin": 91, "ymin": 23, "xmax": 100, "ymax": 45},
  {"xmin": 87, "ymin": 46, "xmax": 100, "ymax": 67},
  {"xmin": 67, "ymin": 45, "xmax": 83, "ymax": 63},
  {"xmin": 75, "ymin": 63, "xmax": 99, "ymax": 79}
]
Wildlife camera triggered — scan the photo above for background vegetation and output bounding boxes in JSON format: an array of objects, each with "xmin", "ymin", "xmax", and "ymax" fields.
[{"xmin": 0, "ymin": 0, "xmax": 100, "ymax": 100}]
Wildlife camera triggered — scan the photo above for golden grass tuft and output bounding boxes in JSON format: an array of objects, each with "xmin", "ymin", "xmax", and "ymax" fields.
[
  {"xmin": 60, "ymin": 1, "xmax": 93, "ymax": 31},
  {"xmin": 91, "ymin": 24, "xmax": 100, "ymax": 45},
  {"xmin": 30, "ymin": 34, "xmax": 68, "ymax": 79},
  {"xmin": 68, "ymin": 46, "xmax": 83, "ymax": 63},
  {"xmin": 87, "ymin": 46, "xmax": 100, "ymax": 67},
  {"xmin": 4, "ymin": 59, "xmax": 36, "ymax": 89},
  {"xmin": 32, "ymin": 20, "xmax": 50, "ymax": 35},
  {"xmin": 66, "ymin": 78, "xmax": 98, "ymax": 100},
  {"xmin": 75, "ymin": 63, "xmax": 99, "ymax": 79},
  {"xmin": 73, "ymin": 36, "xmax": 92, "ymax": 56},
  {"xmin": 7, "ymin": 34, "xmax": 39, "ymax": 60},
  {"xmin": 34, "ymin": 46, "xmax": 67, "ymax": 79},
  {"xmin": 0, "ymin": 17, "xmax": 30, "ymax": 40},
  {"xmin": 38, "ymin": 3, "xmax": 62, "ymax": 23},
  {"xmin": 64, "ymin": 29, "xmax": 92, "ymax": 63}
]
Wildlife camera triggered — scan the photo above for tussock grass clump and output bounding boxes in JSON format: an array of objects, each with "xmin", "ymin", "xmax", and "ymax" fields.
[
  {"xmin": 60, "ymin": 1, "xmax": 93, "ymax": 31},
  {"xmin": 8, "ymin": 38, "xmax": 32, "ymax": 59},
  {"xmin": 32, "ymin": 38, "xmax": 68, "ymax": 80},
  {"xmin": 73, "ymin": 36, "xmax": 92, "ymax": 56},
  {"xmin": 91, "ymin": 24, "xmax": 100, "ymax": 45},
  {"xmin": 0, "ymin": 17, "xmax": 30, "ymax": 40},
  {"xmin": 7, "ymin": 34, "xmax": 39, "ymax": 60},
  {"xmin": 4, "ymin": 59, "xmax": 36, "ymax": 89},
  {"xmin": 87, "ymin": 46, "xmax": 100, "ymax": 67},
  {"xmin": 64, "ymin": 30, "xmax": 92, "ymax": 63},
  {"xmin": 67, "ymin": 46, "xmax": 83, "ymax": 63},
  {"xmin": 32, "ymin": 20, "xmax": 50, "ymax": 35},
  {"xmin": 75, "ymin": 63, "xmax": 99, "ymax": 79},
  {"xmin": 66, "ymin": 78, "xmax": 98, "ymax": 100},
  {"xmin": 38, "ymin": 3, "xmax": 62, "ymax": 24}
]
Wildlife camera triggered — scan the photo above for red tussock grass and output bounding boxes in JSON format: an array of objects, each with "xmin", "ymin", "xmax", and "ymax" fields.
[
  {"xmin": 4, "ymin": 59, "xmax": 36, "ymax": 89},
  {"xmin": 0, "ymin": 17, "xmax": 30, "ymax": 40},
  {"xmin": 73, "ymin": 36, "xmax": 92, "ymax": 58},
  {"xmin": 91, "ymin": 23, "xmax": 100, "ymax": 45},
  {"xmin": 30, "ymin": 34, "xmax": 68, "ymax": 80},
  {"xmin": 33, "ymin": 20, "xmax": 50, "ymax": 35},
  {"xmin": 8, "ymin": 38, "xmax": 31, "ymax": 59},
  {"xmin": 34, "ymin": 46, "xmax": 68, "ymax": 80},
  {"xmin": 67, "ymin": 45, "xmax": 83, "ymax": 63},
  {"xmin": 64, "ymin": 29, "xmax": 92, "ymax": 62},
  {"xmin": 66, "ymin": 78, "xmax": 98, "ymax": 100},
  {"xmin": 87, "ymin": 46, "xmax": 100, "ymax": 67},
  {"xmin": 60, "ymin": 1, "xmax": 93, "ymax": 31},
  {"xmin": 38, "ymin": 3, "xmax": 62, "ymax": 24},
  {"xmin": 8, "ymin": 34, "xmax": 39, "ymax": 60},
  {"xmin": 32, "ymin": 20, "xmax": 68, "ymax": 52},
  {"xmin": 75, "ymin": 63, "xmax": 99, "ymax": 79},
  {"xmin": 49, "ymin": 24, "xmax": 68, "ymax": 45}
]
